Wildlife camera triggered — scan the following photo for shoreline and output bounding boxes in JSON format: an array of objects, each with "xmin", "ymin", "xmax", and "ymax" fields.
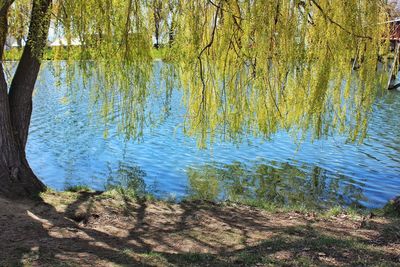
[{"xmin": 55, "ymin": 185, "xmax": 400, "ymax": 216}]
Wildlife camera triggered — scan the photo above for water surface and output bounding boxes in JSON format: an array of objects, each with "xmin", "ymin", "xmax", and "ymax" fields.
[{"xmin": 26, "ymin": 62, "xmax": 400, "ymax": 209}]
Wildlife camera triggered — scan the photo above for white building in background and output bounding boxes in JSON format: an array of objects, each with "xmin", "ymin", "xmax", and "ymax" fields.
[
  {"xmin": 5, "ymin": 36, "xmax": 82, "ymax": 49},
  {"xmin": 390, "ymin": 0, "xmax": 400, "ymax": 9},
  {"xmin": 5, "ymin": 37, "xmax": 26, "ymax": 50},
  {"xmin": 49, "ymin": 37, "xmax": 81, "ymax": 47}
]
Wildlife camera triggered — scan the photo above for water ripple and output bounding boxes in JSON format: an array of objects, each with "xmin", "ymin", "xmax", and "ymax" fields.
[{"xmin": 26, "ymin": 63, "xmax": 400, "ymax": 209}]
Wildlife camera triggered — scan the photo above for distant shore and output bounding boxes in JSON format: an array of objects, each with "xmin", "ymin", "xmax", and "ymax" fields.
[{"xmin": 3, "ymin": 47, "xmax": 168, "ymax": 61}]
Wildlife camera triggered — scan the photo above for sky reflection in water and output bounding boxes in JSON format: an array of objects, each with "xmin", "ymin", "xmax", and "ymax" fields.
[{"xmin": 26, "ymin": 62, "xmax": 400, "ymax": 209}]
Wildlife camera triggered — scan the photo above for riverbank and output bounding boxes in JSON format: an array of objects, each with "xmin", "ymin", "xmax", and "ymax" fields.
[{"xmin": 0, "ymin": 190, "xmax": 399, "ymax": 267}]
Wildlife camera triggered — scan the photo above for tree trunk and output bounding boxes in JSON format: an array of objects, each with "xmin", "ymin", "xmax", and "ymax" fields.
[
  {"xmin": 9, "ymin": 0, "xmax": 52, "ymax": 149},
  {"xmin": 17, "ymin": 37, "xmax": 22, "ymax": 48},
  {"xmin": 0, "ymin": 0, "xmax": 51, "ymax": 199},
  {"xmin": 168, "ymin": 22, "xmax": 174, "ymax": 47},
  {"xmin": 0, "ymin": 50, "xmax": 45, "ymax": 199},
  {"xmin": 153, "ymin": 0, "xmax": 161, "ymax": 49}
]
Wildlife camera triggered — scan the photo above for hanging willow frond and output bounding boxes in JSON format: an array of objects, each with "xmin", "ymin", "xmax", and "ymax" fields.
[{"xmin": 4, "ymin": 0, "xmax": 392, "ymax": 147}]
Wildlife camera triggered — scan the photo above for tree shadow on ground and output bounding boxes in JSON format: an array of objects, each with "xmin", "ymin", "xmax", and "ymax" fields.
[{"xmin": 0, "ymin": 193, "xmax": 399, "ymax": 267}]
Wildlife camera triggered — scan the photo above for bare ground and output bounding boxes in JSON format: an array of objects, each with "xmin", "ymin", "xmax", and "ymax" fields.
[{"xmin": 0, "ymin": 191, "xmax": 399, "ymax": 267}]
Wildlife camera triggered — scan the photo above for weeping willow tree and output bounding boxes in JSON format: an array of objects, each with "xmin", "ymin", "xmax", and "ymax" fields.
[
  {"xmin": 173, "ymin": 0, "xmax": 390, "ymax": 145},
  {"xmin": 0, "ymin": 0, "xmax": 392, "ymax": 198}
]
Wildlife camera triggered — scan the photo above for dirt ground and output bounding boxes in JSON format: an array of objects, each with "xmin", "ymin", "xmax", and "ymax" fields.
[{"xmin": 0, "ymin": 191, "xmax": 399, "ymax": 267}]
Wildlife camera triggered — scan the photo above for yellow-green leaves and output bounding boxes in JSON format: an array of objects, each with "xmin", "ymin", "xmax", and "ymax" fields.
[
  {"xmin": 173, "ymin": 0, "xmax": 390, "ymax": 146},
  {"xmin": 5, "ymin": 0, "xmax": 392, "ymax": 146}
]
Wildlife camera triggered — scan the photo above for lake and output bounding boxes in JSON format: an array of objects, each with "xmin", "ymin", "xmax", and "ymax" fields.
[{"xmin": 26, "ymin": 62, "xmax": 400, "ymax": 209}]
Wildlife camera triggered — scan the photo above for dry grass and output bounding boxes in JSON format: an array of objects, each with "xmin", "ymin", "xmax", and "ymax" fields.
[{"xmin": 0, "ymin": 191, "xmax": 399, "ymax": 267}]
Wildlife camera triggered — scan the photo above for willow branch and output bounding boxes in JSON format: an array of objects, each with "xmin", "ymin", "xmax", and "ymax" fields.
[
  {"xmin": 198, "ymin": 1, "xmax": 220, "ymax": 110},
  {"xmin": 310, "ymin": 0, "xmax": 372, "ymax": 40}
]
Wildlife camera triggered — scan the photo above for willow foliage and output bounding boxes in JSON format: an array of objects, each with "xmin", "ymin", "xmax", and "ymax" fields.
[
  {"xmin": 4, "ymin": 0, "xmax": 392, "ymax": 146},
  {"xmin": 173, "ymin": 0, "xmax": 390, "ymax": 146}
]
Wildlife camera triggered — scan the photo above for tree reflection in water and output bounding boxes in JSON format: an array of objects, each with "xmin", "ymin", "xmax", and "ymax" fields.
[
  {"xmin": 105, "ymin": 162, "xmax": 147, "ymax": 199},
  {"xmin": 187, "ymin": 161, "xmax": 366, "ymax": 210},
  {"xmin": 91, "ymin": 159, "xmax": 367, "ymax": 209}
]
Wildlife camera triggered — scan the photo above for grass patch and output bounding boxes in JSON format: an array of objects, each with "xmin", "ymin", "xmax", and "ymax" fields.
[
  {"xmin": 51, "ymin": 184, "xmax": 393, "ymax": 222},
  {"xmin": 218, "ymin": 199, "xmax": 368, "ymax": 221},
  {"xmin": 150, "ymin": 47, "xmax": 168, "ymax": 60},
  {"xmin": 382, "ymin": 197, "xmax": 400, "ymax": 218},
  {"xmin": 179, "ymin": 253, "xmax": 214, "ymax": 263},
  {"xmin": 320, "ymin": 206, "xmax": 363, "ymax": 219},
  {"xmin": 64, "ymin": 184, "xmax": 92, "ymax": 193},
  {"xmin": 100, "ymin": 187, "xmax": 155, "ymax": 202},
  {"xmin": 234, "ymin": 251, "xmax": 263, "ymax": 266}
]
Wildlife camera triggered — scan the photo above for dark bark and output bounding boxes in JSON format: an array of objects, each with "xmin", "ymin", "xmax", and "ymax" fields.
[
  {"xmin": 0, "ymin": 0, "xmax": 51, "ymax": 199},
  {"xmin": 167, "ymin": 0, "xmax": 176, "ymax": 47},
  {"xmin": 9, "ymin": 0, "xmax": 52, "ymax": 149},
  {"xmin": 153, "ymin": 0, "xmax": 162, "ymax": 49},
  {"xmin": 16, "ymin": 37, "xmax": 22, "ymax": 48},
  {"xmin": 0, "ymin": 45, "xmax": 44, "ymax": 199},
  {"xmin": 168, "ymin": 22, "xmax": 174, "ymax": 46}
]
